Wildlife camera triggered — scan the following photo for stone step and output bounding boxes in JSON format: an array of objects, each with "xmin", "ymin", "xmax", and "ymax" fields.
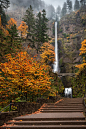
[
  {"xmin": 13, "ymin": 117, "xmax": 85, "ymax": 121},
  {"xmin": 47, "ymin": 105, "xmax": 83, "ymax": 107},
  {"xmin": 40, "ymin": 110, "xmax": 83, "ymax": 112},
  {"xmin": 41, "ymin": 109, "xmax": 84, "ymax": 111},
  {"xmin": 13, "ymin": 112, "xmax": 85, "ymax": 121},
  {"xmin": 7, "ymin": 120, "xmax": 86, "ymax": 125},
  {"xmin": 47, "ymin": 102, "xmax": 83, "ymax": 104},
  {"xmin": 41, "ymin": 107, "xmax": 84, "ymax": 109},
  {"xmin": 1, "ymin": 98, "xmax": 85, "ymax": 129},
  {"xmin": 58, "ymin": 103, "xmax": 83, "ymax": 104},
  {"xmin": 2, "ymin": 125, "xmax": 86, "ymax": 129},
  {"xmin": 42, "ymin": 107, "xmax": 84, "ymax": 109},
  {"xmin": 56, "ymin": 103, "xmax": 83, "ymax": 105}
]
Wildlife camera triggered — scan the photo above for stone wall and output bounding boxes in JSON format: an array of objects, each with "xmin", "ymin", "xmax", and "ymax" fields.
[
  {"xmin": 0, "ymin": 97, "xmax": 61, "ymax": 126},
  {"xmin": 0, "ymin": 111, "xmax": 18, "ymax": 126},
  {"xmin": 0, "ymin": 102, "xmax": 41, "ymax": 126}
]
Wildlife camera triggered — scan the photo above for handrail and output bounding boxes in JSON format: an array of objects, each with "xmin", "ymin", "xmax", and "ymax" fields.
[{"xmin": 0, "ymin": 102, "xmax": 14, "ymax": 113}]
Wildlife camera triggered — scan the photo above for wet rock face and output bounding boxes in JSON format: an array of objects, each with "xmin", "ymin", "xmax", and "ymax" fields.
[
  {"xmin": 58, "ymin": 13, "xmax": 85, "ymax": 74},
  {"xmin": 57, "ymin": 9, "xmax": 86, "ymax": 87}
]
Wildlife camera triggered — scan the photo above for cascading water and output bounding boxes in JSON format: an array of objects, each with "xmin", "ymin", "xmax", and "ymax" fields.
[{"xmin": 53, "ymin": 22, "xmax": 59, "ymax": 73}]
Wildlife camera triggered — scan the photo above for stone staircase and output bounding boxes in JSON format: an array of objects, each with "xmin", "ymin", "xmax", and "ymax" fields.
[{"xmin": 1, "ymin": 98, "xmax": 86, "ymax": 129}]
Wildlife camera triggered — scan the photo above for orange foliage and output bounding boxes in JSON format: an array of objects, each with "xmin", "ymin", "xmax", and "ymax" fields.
[
  {"xmin": 40, "ymin": 42, "xmax": 55, "ymax": 65},
  {"xmin": 75, "ymin": 39, "xmax": 86, "ymax": 74},
  {"xmin": 6, "ymin": 18, "xmax": 17, "ymax": 29},
  {"xmin": 79, "ymin": 39, "xmax": 86, "ymax": 56},
  {"xmin": 18, "ymin": 21, "xmax": 28, "ymax": 38},
  {"xmin": 0, "ymin": 52, "xmax": 51, "ymax": 106}
]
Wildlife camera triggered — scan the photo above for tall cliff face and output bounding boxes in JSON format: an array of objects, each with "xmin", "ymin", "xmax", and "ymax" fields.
[{"xmin": 58, "ymin": 6, "xmax": 86, "ymax": 74}]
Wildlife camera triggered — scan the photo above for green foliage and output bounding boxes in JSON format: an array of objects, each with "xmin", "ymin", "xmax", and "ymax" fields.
[
  {"xmin": 59, "ymin": 29, "xmax": 63, "ymax": 33},
  {"xmin": 0, "ymin": 105, "xmax": 17, "ymax": 112},
  {"xmin": 41, "ymin": 9, "xmax": 49, "ymax": 43},
  {"xmin": 0, "ymin": 0, "xmax": 10, "ymax": 26},
  {"xmin": 0, "ymin": 26, "xmax": 22, "ymax": 62},
  {"xmin": 23, "ymin": 6, "xmax": 49, "ymax": 53},
  {"xmin": 67, "ymin": 0, "xmax": 72, "ymax": 12},
  {"xmin": 62, "ymin": 33, "xmax": 70, "ymax": 38},
  {"xmin": 74, "ymin": 0, "xmax": 80, "ymax": 11},
  {"xmin": 23, "ymin": 5, "xmax": 35, "ymax": 47},
  {"xmin": 59, "ymin": 58, "xmax": 63, "ymax": 66},
  {"xmin": 61, "ymin": 2, "xmax": 67, "ymax": 17},
  {"xmin": 71, "ymin": 69, "xmax": 86, "ymax": 98},
  {"xmin": 49, "ymin": 71, "xmax": 64, "ymax": 95},
  {"xmin": 15, "ymin": 97, "xmax": 26, "ymax": 102}
]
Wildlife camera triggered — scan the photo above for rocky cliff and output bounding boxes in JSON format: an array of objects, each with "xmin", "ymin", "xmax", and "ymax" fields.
[{"xmin": 58, "ymin": 6, "xmax": 86, "ymax": 74}]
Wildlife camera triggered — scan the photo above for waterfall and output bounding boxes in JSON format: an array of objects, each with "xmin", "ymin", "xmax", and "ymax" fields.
[{"xmin": 53, "ymin": 22, "xmax": 59, "ymax": 73}]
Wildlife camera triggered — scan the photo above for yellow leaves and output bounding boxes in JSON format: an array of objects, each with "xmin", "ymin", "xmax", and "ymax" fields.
[
  {"xmin": 0, "ymin": 51, "xmax": 52, "ymax": 106},
  {"xmin": 40, "ymin": 42, "xmax": 55, "ymax": 64},
  {"xmin": 75, "ymin": 39, "xmax": 86, "ymax": 75},
  {"xmin": 0, "ymin": 77, "xmax": 5, "ymax": 80},
  {"xmin": 18, "ymin": 21, "xmax": 28, "ymax": 38},
  {"xmin": 6, "ymin": 18, "xmax": 17, "ymax": 29}
]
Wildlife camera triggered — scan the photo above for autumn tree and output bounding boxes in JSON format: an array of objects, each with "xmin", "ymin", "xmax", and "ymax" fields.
[
  {"xmin": 18, "ymin": 21, "xmax": 28, "ymax": 39},
  {"xmin": 40, "ymin": 42, "xmax": 55, "ymax": 66},
  {"xmin": 72, "ymin": 39, "xmax": 86, "ymax": 97},
  {"xmin": 6, "ymin": 18, "xmax": 20, "ymax": 47},
  {"xmin": 75, "ymin": 39, "xmax": 86, "ymax": 74},
  {"xmin": 0, "ymin": 17, "xmax": 21, "ymax": 62},
  {"xmin": 0, "ymin": 51, "xmax": 52, "ymax": 106}
]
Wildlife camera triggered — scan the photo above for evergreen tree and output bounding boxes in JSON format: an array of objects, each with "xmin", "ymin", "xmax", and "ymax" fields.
[
  {"xmin": 67, "ymin": 0, "xmax": 72, "ymax": 13},
  {"xmin": 61, "ymin": 2, "xmax": 67, "ymax": 17},
  {"xmin": 74, "ymin": 0, "xmax": 80, "ymax": 11},
  {"xmin": 35, "ymin": 10, "xmax": 49, "ymax": 53},
  {"xmin": 7, "ymin": 24, "xmax": 19, "ymax": 47},
  {"xmin": 0, "ymin": 0, "xmax": 10, "ymax": 9},
  {"xmin": 80, "ymin": 0, "xmax": 86, "ymax": 6},
  {"xmin": 0, "ymin": 17, "xmax": 21, "ymax": 62},
  {"xmin": 56, "ymin": 6, "xmax": 61, "ymax": 20},
  {"xmin": 23, "ymin": 5, "xmax": 35, "ymax": 48},
  {"xmin": 0, "ymin": 0, "xmax": 10, "ymax": 26},
  {"xmin": 46, "ymin": 5, "xmax": 55, "ymax": 20},
  {"xmin": 41, "ymin": 9, "xmax": 49, "ymax": 44},
  {"xmin": 35, "ymin": 12, "xmax": 42, "ymax": 53}
]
